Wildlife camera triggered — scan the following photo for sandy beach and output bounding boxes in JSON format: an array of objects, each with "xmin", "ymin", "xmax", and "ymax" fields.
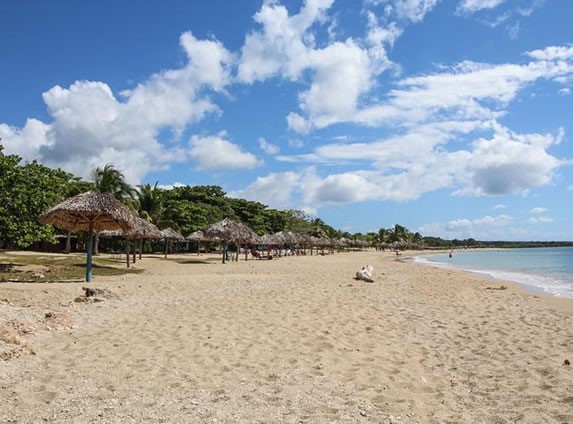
[{"xmin": 1, "ymin": 250, "xmax": 572, "ymax": 423}]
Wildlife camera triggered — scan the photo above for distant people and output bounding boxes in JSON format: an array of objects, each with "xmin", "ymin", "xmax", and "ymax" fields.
[{"xmin": 449, "ymin": 251, "xmax": 453, "ymax": 258}]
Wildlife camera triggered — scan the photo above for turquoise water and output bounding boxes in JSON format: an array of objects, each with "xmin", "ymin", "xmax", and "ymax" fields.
[{"xmin": 415, "ymin": 247, "xmax": 573, "ymax": 299}]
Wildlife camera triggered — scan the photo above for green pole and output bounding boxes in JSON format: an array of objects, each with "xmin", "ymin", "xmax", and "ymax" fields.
[{"xmin": 86, "ymin": 222, "xmax": 94, "ymax": 282}]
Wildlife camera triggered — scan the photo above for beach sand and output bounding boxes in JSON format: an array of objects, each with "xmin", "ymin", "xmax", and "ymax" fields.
[{"xmin": 1, "ymin": 250, "xmax": 572, "ymax": 423}]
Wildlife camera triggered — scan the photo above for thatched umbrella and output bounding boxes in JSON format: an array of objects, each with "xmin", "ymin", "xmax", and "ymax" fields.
[
  {"xmin": 100, "ymin": 218, "xmax": 161, "ymax": 267},
  {"xmin": 258, "ymin": 233, "xmax": 280, "ymax": 258},
  {"xmin": 40, "ymin": 191, "xmax": 137, "ymax": 282},
  {"xmin": 204, "ymin": 218, "xmax": 257, "ymax": 263},
  {"xmin": 126, "ymin": 218, "xmax": 161, "ymax": 266},
  {"xmin": 160, "ymin": 227, "xmax": 184, "ymax": 258},
  {"xmin": 186, "ymin": 230, "xmax": 206, "ymax": 255}
]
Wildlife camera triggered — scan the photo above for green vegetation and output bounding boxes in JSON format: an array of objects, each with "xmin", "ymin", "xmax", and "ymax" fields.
[
  {"xmin": 1, "ymin": 143, "xmax": 572, "ymax": 251},
  {"xmin": 0, "ymin": 253, "xmax": 142, "ymax": 282}
]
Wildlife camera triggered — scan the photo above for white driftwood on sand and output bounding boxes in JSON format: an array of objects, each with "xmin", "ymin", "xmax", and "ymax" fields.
[{"xmin": 355, "ymin": 264, "xmax": 374, "ymax": 282}]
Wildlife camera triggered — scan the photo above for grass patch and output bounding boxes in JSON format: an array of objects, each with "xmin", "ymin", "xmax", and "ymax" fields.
[{"xmin": 0, "ymin": 253, "xmax": 142, "ymax": 283}]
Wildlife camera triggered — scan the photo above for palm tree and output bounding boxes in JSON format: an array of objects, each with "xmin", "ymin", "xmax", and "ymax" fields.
[
  {"xmin": 387, "ymin": 224, "xmax": 411, "ymax": 245},
  {"xmin": 378, "ymin": 228, "xmax": 388, "ymax": 248},
  {"xmin": 137, "ymin": 182, "xmax": 163, "ymax": 223},
  {"xmin": 91, "ymin": 164, "xmax": 135, "ymax": 254}
]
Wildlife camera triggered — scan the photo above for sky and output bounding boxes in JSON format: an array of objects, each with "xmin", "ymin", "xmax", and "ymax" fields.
[{"xmin": 1, "ymin": 0, "xmax": 572, "ymax": 240}]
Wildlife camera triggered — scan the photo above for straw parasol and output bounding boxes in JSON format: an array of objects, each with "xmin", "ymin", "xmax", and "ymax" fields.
[
  {"xmin": 186, "ymin": 230, "xmax": 206, "ymax": 241},
  {"xmin": 160, "ymin": 227, "xmax": 184, "ymax": 258},
  {"xmin": 187, "ymin": 230, "xmax": 207, "ymax": 255},
  {"xmin": 100, "ymin": 217, "xmax": 161, "ymax": 267},
  {"xmin": 40, "ymin": 191, "xmax": 138, "ymax": 282},
  {"xmin": 204, "ymin": 218, "xmax": 257, "ymax": 263}
]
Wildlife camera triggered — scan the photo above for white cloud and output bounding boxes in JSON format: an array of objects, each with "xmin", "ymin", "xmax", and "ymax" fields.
[
  {"xmin": 288, "ymin": 138, "xmax": 305, "ymax": 148},
  {"xmin": 287, "ymin": 113, "xmax": 311, "ymax": 134},
  {"xmin": 1, "ymin": 32, "xmax": 233, "ymax": 183},
  {"xmin": 419, "ymin": 214, "xmax": 514, "ymax": 239},
  {"xmin": 239, "ymin": 0, "xmax": 396, "ymax": 134},
  {"xmin": 277, "ymin": 122, "xmax": 564, "ymax": 201},
  {"xmin": 392, "ymin": 0, "xmax": 440, "ymax": 22},
  {"xmin": 0, "ymin": 119, "xmax": 52, "ymax": 160},
  {"xmin": 530, "ymin": 207, "xmax": 548, "ymax": 214},
  {"xmin": 157, "ymin": 182, "xmax": 186, "ymax": 190},
  {"xmin": 558, "ymin": 88, "xmax": 571, "ymax": 96},
  {"xmin": 528, "ymin": 216, "xmax": 554, "ymax": 224},
  {"xmin": 526, "ymin": 45, "xmax": 573, "ymax": 61},
  {"xmin": 230, "ymin": 171, "xmax": 301, "ymax": 210},
  {"xmin": 507, "ymin": 21, "xmax": 520, "ymax": 40},
  {"xmin": 258, "ymin": 137, "xmax": 280, "ymax": 154},
  {"xmin": 237, "ymin": 0, "xmax": 336, "ymax": 83},
  {"xmin": 457, "ymin": 0, "xmax": 506, "ymax": 14},
  {"xmin": 189, "ymin": 132, "xmax": 260, "ymax": 170},
  {"xmin": 493, "ymin": 204, "xmax": 506, "ymax": 209},
  {"xmin": 458, "ymin": 124, "xmax": 563, "ymax": 196}
]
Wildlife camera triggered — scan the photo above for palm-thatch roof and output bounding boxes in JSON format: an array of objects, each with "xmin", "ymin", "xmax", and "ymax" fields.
[
  {"xmin": 258, "ymin": 233, "xmax": 279, "ymax": 245},
  {"xmin": 127, "ymin": 218, "xmax": 162, "ymax": 239},
  {"xmin": 204, "ymin": 218, "xmax": 257, "ymax": 242},
  {"xmin": 94, "ymin": 217, "xmax": 161, "ymax": 239},
  {"xmin": 272, "ymin": 231, "xmax": 299, "ymax": 245},
  {"xmin": 40, "ymin": 191, "xmax": 138, "ymax": 233},
  {"xmin": 186, "ymin": 230, "xmax": 206, "ymax": 241},
  {"xmin": 160, "ymin": 227, "xmax": 185, "ymax": 240}
]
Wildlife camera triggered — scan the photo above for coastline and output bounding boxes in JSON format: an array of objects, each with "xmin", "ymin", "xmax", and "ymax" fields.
[
  {"xmin": 1, "ymin": 250, "xmax": 572, "ymax": 423},
  {"xmin": 407, "ymin": 247, "xmax": 573, "ymax": 303}
]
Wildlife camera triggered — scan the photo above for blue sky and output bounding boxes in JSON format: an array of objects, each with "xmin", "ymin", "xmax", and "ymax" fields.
[{"xmin": 1, "ymin": 0, "xmax": 572, "ymax": 240}]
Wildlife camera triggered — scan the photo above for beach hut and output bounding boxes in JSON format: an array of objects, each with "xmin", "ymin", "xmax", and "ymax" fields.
[
  {"xmin": 39, "ymin": 191, "xmax": 138, "ymax": 282},
  {"xmin": 160, "ymin": 228, "xmax": 185, "ymax": 258}
]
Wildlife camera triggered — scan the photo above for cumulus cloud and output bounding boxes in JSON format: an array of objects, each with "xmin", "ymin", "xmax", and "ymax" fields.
[
  {"xmin": 1, "ymin": 32, "xmax": 233, "ymax": 182},
  {"xmin": 287, "ymin": 113, "xmax": 311, "ymax": 134},
  {"xmin": 189, "ymin": 132, "xmax": 260, "ymax": 170},
  {"xmin": 239, "ymin": 0, "xmax": 396, "ymax": 134},
  {"xmin": 278, "ymin": 121, "xmax": 564, "ymax": 201},
  {"xmin": 558, "ymin": 88, "xmax": 571, "ymax": 96},
  {"xmin": 258, "ymin": 137, "xmax": 280, "ymax": 154},
  {"xmin": 237, "ymin": 0, "xmax": 336, "ymax": 83},
  {"xmin": 457, "ymin": 125, "xmax": 563, "ymax": 196},
  {"xmin": 230, "ymin": 171, "xmax": 301, "ymax": 209}
]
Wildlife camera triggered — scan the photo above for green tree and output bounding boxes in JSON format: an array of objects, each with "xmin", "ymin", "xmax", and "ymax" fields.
[{"xmin": 0, "ymin": 146, "xmax": 75, "ymax": 248}]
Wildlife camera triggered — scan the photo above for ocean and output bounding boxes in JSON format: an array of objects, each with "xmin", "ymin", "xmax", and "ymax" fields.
[{"xmin": 415, "ymin": 247, "xmax": 573, "ymax": 299}]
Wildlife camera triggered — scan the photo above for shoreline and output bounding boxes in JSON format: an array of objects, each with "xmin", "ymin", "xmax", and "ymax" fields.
[
  {"xmin": 1, "ymin": 250, "xmax": 572, "ymax": 423},
  {"xmin": 405, "ymin": 248, "xmax": 573, "ymax": 304}
]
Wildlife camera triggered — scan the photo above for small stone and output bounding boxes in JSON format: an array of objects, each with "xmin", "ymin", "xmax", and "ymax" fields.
[
  {"xmin": 564, "ymin": 359, "xmax": 571, "ymax": 366},
  {"xmin": 359, "ymin": 410, "xmax": 367, "ymax": 417}
]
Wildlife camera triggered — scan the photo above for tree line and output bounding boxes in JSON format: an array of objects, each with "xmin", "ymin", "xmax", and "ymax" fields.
[{"xmin": 1, "ymin": 146, "xmax": 571, "ymax": 250}]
